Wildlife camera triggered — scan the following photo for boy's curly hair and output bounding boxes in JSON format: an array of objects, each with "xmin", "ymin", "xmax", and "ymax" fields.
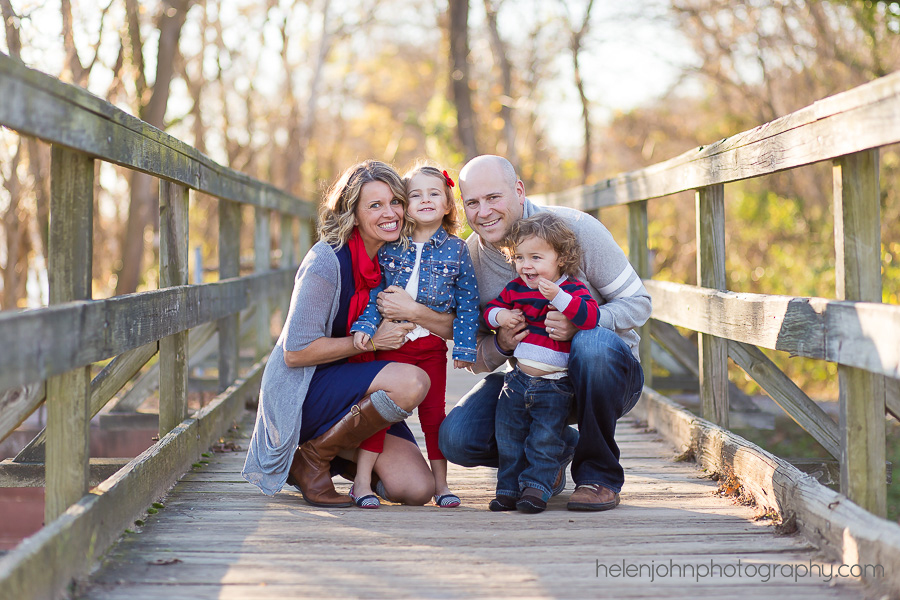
[{"xmin": 500, "ymin": 212, "xmax": 581, "ymax": 277}]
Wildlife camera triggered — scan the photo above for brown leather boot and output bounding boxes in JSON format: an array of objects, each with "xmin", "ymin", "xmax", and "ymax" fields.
[{"xmin": 287, "ymin": 396, "xmax": 393, "ymax": 507}]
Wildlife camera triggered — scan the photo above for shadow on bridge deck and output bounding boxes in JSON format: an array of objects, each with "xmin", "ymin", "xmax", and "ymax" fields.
[{"xmin": 74, "ymin": 364, "xmax": 866, "ymax": 599}]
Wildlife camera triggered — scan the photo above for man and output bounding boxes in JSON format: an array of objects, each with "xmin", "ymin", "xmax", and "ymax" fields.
[{"xmin": 438, "ymin": 155, "xmax": 650, "ymax": 511}]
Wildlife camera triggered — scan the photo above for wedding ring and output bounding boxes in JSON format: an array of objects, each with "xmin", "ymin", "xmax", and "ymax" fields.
[{"xmin": 549, "ymin": 327, "xmax": 555, "ymax": 334}]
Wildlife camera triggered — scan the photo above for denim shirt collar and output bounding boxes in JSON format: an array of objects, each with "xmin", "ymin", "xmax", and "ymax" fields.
[{"xmin": 406, "ymin": 226, "xmax": 449, "ymax": 248}]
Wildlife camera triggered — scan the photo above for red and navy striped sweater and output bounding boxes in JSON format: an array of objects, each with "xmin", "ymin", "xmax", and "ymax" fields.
[{"xmin": 484, "ymin": 275, "xmax": 600, "ymax": 370}]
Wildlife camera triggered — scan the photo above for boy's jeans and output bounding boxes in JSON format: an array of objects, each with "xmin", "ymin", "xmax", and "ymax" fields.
[
  {"xmin": 495, "ymin": 367, "xmax": 574, "ymax": 501},
  {"xmin": 440, "ymin": 327, "xmax": 644, "ymax": 493}
]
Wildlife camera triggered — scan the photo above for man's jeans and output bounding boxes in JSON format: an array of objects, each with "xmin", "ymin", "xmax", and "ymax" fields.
[
  {"xmin": 439, "ymin": 327, "xmax": 644, "ymax": 493},
  {"xmin": 495, "ymin": 368, "xmax": 573, "ymax": 501}
]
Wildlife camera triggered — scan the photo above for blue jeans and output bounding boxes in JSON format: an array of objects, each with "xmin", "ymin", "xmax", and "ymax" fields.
[
  {"xmin": 495, "ymin": 368, "xmax": 573, "ymax": 500},
  {"xmin": 439, "ymin": 327, "xmax": 644, "ymax": 493}
]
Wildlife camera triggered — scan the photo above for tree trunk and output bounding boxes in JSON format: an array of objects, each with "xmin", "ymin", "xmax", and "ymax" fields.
[
  {"xmin": 569, "ymin": 0, "xmax": 594, "ymax": 184},
  {"xmin": 448, "ymin": 0, "xmax": 479, "ymax": 161},
  {"xmin": 116, "ymin": 0, "xmax": 193, "ymax": 295},
  {"xmin": 484, "ymin": 0, "xmax": 518, "ymax": 167}
]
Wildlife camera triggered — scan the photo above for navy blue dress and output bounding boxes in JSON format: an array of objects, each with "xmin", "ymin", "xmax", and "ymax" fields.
[{"xmin": 297, "ymin": 244, "xmax": 416, "ymax": 445}]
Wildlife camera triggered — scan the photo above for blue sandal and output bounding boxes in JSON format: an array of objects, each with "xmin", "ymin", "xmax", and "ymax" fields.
[
  {"xmin": 434, "ymin": 493, "xmax": 461, "ymax": 508},
  {"xmin": 349, "ymin": 485, "xmax": 380, "ymax": 509}
]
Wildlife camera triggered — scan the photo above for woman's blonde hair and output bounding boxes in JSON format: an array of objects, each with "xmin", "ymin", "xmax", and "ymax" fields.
[
  {"xmin": 403, "ymin": 161, "xmax": 461, "ymax": 236},
  {"xmin": 500, "ymin": 212, "xmax": 581, "ymax": 277},
  {"xmin": 317, "ymin": 160, "xmax": 409, "ymax": 247}
]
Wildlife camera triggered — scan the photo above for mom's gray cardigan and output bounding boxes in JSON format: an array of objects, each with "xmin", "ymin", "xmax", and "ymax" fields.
[{"xmin": 242, "ymin": 241, "xmax": 342, "ymax": 496}]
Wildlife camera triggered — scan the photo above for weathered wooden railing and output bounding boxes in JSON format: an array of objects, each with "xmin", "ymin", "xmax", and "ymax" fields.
[
  {"xmin": 534, "ymin": 72, "xmax": 900, "ymax": 590},
  {"xmin": 0, "ymin": 53, "xmax": 314, "ymax": 598}
]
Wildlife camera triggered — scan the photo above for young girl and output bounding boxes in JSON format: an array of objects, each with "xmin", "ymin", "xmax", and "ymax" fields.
[
  {"xmin": 485, "ymin": 212, "xmax": 600, "ymax": 513},
  {"xmin": 350, "ymin": 163, "xmax": 479, "ymax": 508}
]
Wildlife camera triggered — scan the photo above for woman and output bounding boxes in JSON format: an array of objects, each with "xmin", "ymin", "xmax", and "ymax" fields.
[{"xmin": 242, "ymin": 160, "xmax": 435, "ymax": 507}]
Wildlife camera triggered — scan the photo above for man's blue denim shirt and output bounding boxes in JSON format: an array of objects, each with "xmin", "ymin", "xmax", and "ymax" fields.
[{"xmin": 351, "ymin": 227, "xmax": 479, "ymax": 362}]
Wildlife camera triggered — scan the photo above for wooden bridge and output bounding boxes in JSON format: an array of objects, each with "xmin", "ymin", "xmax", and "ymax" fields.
[{"xmin": 0, "ymin": 52, "xmax": 898, "ymax": 599}]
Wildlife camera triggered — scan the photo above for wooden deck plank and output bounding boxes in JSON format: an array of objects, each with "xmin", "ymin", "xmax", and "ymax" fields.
[{"xmin": 76, "ymin": 368, "xmax": 866, "ymax": 599}]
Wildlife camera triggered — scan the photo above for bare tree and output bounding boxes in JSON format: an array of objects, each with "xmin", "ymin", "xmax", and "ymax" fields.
[
  {"xmin": 560, "ymin": 0, "xmax": 595, "ymax": 184},
  {"xmin": 448, "ymin": 0, "xmax": 479, "ymax": 160},
  {"xmin": 116, "ymin": 0, "xmax": 193, "ymax": 295},
  {"xmin": 483, "ymin": 0, "xmax": 518, "ymax": 167}
]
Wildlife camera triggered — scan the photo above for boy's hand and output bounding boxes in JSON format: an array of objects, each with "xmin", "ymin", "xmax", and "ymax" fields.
[
  {"xmin": 353, "ymin": 331, "xmax": 371, "ymax": 352},
  {"xmin": 538, "ymin": 277, "xmax": 561, "ymax": 301},
  {"xmin": 496, "ymin": 308, "xmax": 524, "ymax": 329},
  {"xmin": 453, "ymin": 359, "xmax": 474, "ymax": 369}
]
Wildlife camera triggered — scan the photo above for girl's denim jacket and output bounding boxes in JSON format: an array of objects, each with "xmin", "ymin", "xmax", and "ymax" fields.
[{"xmin": 351, "ymin": 227, "xmax": 479, "ymax": 362}]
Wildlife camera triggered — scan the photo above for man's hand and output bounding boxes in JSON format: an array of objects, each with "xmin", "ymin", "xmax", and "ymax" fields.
[
  {"xmin": 537, "ymin": 277, "xmax": 561, "ymax": 301},
  {"xmin": 545, "ymin": 310, "xmax": 577, "ymax": 341},
  {"xmin": 376, "ymin": 286, "xmax": 419, "ymax": 321},
  {"xmin": 496, "ymin": 318, "xmax": 528, "ymax": 353}
]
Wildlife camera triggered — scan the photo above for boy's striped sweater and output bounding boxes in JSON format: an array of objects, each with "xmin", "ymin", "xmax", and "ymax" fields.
[{"xmin": 484, "ymin": 275, "xmax": 600, "ymax": 369}]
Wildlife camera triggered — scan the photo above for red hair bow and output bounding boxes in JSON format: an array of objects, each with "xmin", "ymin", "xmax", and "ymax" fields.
[{"xmin": 442, "ymin": 170, "xmax": 455, "ymax": 188}]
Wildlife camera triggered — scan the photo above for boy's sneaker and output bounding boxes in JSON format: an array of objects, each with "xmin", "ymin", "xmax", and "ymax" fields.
[
  {"xmin": 489, "ymin": 494, "xmax": 517, "ymax": 511},
  {"xmin": 516, "ymin": 487, "xmax": 547, "ymax": 513}
]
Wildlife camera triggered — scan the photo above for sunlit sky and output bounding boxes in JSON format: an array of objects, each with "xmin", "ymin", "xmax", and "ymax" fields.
[{"xmin": 2, "ymin": 0, "xmax": 696, "ymax": 157}]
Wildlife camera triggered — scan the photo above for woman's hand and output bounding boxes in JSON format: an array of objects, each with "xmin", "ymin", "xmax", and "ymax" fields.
[
  {"xmin": 376, "ymin": 285, "xmax": 418, "ymax": 321},
  {"xmin": 371, "ymin": 319, "xmax": 415, "ymax": 351}
]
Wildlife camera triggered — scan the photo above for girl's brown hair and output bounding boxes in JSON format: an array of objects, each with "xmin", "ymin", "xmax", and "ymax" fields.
[{"xmin": 403, "ymin": 161, "xmax": 461, "ymax": 236}]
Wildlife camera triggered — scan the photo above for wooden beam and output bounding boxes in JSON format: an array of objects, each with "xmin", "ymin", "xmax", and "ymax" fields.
[
  {"xmin": 645, "ymin": 280, "xmax": 900, "ymax": 378},
  {"xmin": 0, "ymin": 268, "xmax": 293, "ymax": 393},
  {"xmin": 0, "ymin": 359, "xmax": 264, "ymax": 600},
  {"xmin": 650, "ymin": 318, "xmax": 762, "ymax": 410},
  {"xmin": 728, "ymin": 340, "xmax": 841, "ymax": 459},
  {"xmin": 218, "ymin": 199, "xmax": 241, "ymax": 391},
  {"xmin": 254, "ymin": 208, "xmax": 271, "ymax": 359},
  {"xmin": 0, "ymin": 383, "xmax": 44, "ymax": 445},
  {"xmin": 159, "ymin": 181, "xmax": 190, "ymax": 437},
  {"xmin": 0, "ymin": 458, "xmax": 130, "ymax": 488},
  {"xmin": 631, "ymin": 388, "xmax": 900, "ymax": 592},
  {"xmin": 531, "ymin": 69, "xmax": 900, "ymax": 210},
  {"xmin": 13, "ymin": 342, "xmax": 158, "ymax": 462},
  {"xmin": 887, "ymin": 377, "xmax": 900, "ymax": 421},
  {"xmin": 628, "ymin": 200, "xmax": 652, "ymax": 387},
  {"xmin": 0, "ymin": 54, "xmax": 313, "ymax": 219},
  {"xmin": 696, "ymin": 185, "xmax": 728, "ymax": 427},
  {"xmin": 45, "ymin": 145, "xmax": 93, "ymax": 522},
  {"xmin": 111, "ymin": 309, "xmax": 255, "ymax": 413},
  {"xmin": 834, "ymin": 149, "xmax": 886, "ymax": 517}
]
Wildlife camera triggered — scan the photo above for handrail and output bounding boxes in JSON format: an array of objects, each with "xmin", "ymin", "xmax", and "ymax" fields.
[
  {"xmin": 0, "ymin": 50, "xmax": 314, "ymax": 599},
  {"xmin": 533, "ymin": 71, "xmax": 899, "ymax": 522}
]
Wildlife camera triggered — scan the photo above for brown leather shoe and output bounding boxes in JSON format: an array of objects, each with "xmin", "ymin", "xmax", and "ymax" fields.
[
  {"xmin": 289, "ymin": 396, "xmax": 392, "ymax": 507},
  {"xmin": 566, "ymin": 484, "xmax": 620, "ymax": 511}
]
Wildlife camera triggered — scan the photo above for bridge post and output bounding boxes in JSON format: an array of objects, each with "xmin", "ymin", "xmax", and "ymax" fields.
[
  {"xmin": 254, "ymin": 207, "xmax": 271, "ymax": 358},
  {"xmin": 833, "ymin": 149, "xmax": 886, "ymax": 517},
  {"xmin": 45, "ymin": 146, "xmax": 93, "ymax": 521},
  {"xmin": 696, "ymin": 184, "xmax": 729, "ymax": 427},
  {"xmin": 159, "ymin": 181, "xmax": 189, "ymax": 436},
  {"xmin": 298, "ymin": 218, "xmax": 313, "ymax": 259},
  {"xmin": 628, "ymin": 200, "xmax": 652, "ymax": 387},
  {"xmin": 279, "ymin": 214, "xmax": 295, "ymax": 326},
  {"xmin": 218, "ymin": 199, "xmax": 241, "ymax": 390}
]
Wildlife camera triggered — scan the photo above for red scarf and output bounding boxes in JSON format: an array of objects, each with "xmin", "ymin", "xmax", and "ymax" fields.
[{"xmin": 347, "ymin": 228, "xmax": 382, "ymax": 362}]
